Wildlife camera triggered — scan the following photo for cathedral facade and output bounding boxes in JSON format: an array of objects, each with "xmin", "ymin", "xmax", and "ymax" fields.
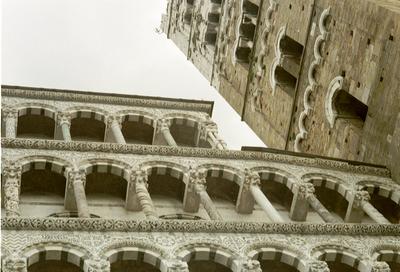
[
  {"xmin": 160, "ymin": 0, "xmax": 400, "ymax": 182},
  {"xmin": 1, "ymin": 85, "xmax": 400, "ymax": 271}
]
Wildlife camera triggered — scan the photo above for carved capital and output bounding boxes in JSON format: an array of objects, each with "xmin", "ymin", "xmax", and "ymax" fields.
[
  {"xmin": 308, "ymin": 260, "xmax": 330, "ymax": 272},
  {"xmin": 241, "ymin": 259, "xmax": 262, "ymax": 272},
  {"xmin": 243, "ymin": 169, "xmax": 260, "ymax": 190},
  {"xmin": 188, "ymin": 167, "xmax": 207, "ymax": 192},
  {"xmin": 353, "ymin": 190, "xmax": 370, "ymax": 208},
  {"xmin": 167, "ymin": 259, "xmax": 189, "ymax": 271},
  {"xmin": 199, "ymin": 119, "xmax": 218, "ymax": 140},
  {"xmin": 371, "ymin": 261, "xmax": 391, "ymax": 272},
  {"xmin": 66, "ymin": 168, "xmax": 86, "ymax": 188},
  {"xmin": 2, "ymin": 107, "xmax": 18, "ymax": 119},
  {"xmin": 2, "ymin": 255, "xmax": 27, "ymax": 272},
  {"xmin": 157, "ymin": 118, "xmax": 172, "ymax": 133},
  {"xmin": 297, "ymin": 182, "xmax": 315, "ymax": 200},
  {"xmin": 85, "ymin": 258, "xmax": 110, "ymax": 272},
  {"xmin": 57, "ymin": 112, "xmax": 72, "ymax": 126},
  {"xmin": 129, "ymin": 169, "xmax": 149, "ymax": 190},
  {"xmin": 106, "ymin": 115, "xmax": 123, "ymax": 128},
  {"xmin": 2, "ymin": 161, "xmax": 22, "ymax": 180}
]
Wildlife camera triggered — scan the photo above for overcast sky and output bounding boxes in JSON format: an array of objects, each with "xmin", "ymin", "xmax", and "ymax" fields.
[{"xmin": 2, "ymin": 0, "xmax": 265, "ymax": 149}]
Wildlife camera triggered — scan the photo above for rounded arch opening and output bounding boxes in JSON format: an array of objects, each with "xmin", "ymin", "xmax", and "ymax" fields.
[
  {"xmin": 314, "ymin": 247, "xmax": 368, "ymax": 272},
  {"xmin": 306, "ymin": 175, "xmax": 349, "ymax": 221},
  {"xmin": 176, "ymin": 245, "xmax": 237, "ymax": 272},
  {"xmin": 82, "ymin": 161, "xmax": 129, "ymax": 208},
  {"xmin": 249, "ymin": 246, "xmax": 306, "ymax": 272},
  {"xmin": 105, "ymin": 247, "xmax": 165, "ymax": 272},
  {"xmin": 201, "ymin": 165, "xmax": 242, "ymax": 213},
  {"xmin": 16, "ymin": 107, "xmax": 56, "ymax": 139},
  {"xmin": 18, "ymin": 157, "xmax": 69, "ymax": 217},
  {"xmin": 23, "ymin": 243, "xmax": 88, "ymax": 272},
  {"xmin": 257, "ymin": 169, "xmax": 296, "ymax": 217},
  {"xmin": 120, "ymin": 113, "xmax": 156, "ymax": 145},
  {"xmin": 142, "ymin": 162, "xmax": 187, "ymax": 208},
  {"xmin": 362, "ymin": 184, "xmax": 400, "ymax": 224},
  {"xmin": 69, "ymin": 110, "xmax": 107, "ymax": 142},
  {"xmin": 167, "ymin": 116, "xmax": 200, "ymax": 147},
  {"xmin": 374, "ymin": 249, "xmax": 400, "ymax": 271}
]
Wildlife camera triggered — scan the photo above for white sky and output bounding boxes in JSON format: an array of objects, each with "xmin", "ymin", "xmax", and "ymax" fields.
[{"xmin": 1, "ymin": 0, "xmax": 265, "ymax": 149}]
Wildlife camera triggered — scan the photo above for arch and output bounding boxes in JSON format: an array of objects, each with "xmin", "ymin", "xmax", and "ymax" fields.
[
  {"xmin": 103, "ymin": 246, "xmax": 167, "ymax": 272},
  {"xmin": 65, "ymin": 106, "xmax": 109, "ymax": 123},
  {"xmin": 311, "ymin": 245, "xmax": 368, "ymax": 272},
  {"xmin": 198, "ymin": 163, "xmax": 243, "ymax": 186},
  {"xmin": 302, "ymin": 173, "xmax": 351, "ymax": 221},
  {"xmin": 66, "ymin": 106, "xmax": 109, "ymax": 142},
  {"xmin": 15, "ymin": 103, "xmax": 58, "ymax": 120},
  {"xmin": 358, "ymin": 182, "xmax": 400, "ymax": 223},
  {"xmin": 162, "ymin": 112, "xmax": 204, "ymax": 147},
  {"xmin": 139, "ymin": 160, "xmax": 188, "ymax": 203},
  {"xmin": 117, "ymin": 109, "xmax": 157, "ymax": 144},
  {"xmin": 373, "ymin": 248, "xmax": 400, "ymax": 263},
  {"xmin": 301, "ymin": 173, "xmax": 350, "ymax": 201},
  {"xmin": 116, "ymin": 109, "xmax": 157, "ymax": 128},
  {"xmin": 247, "ymin": 244, "xmax": 308, "ymax": 272},
  {"xmin": 251, "ymin": 166, "xmax": 298, "ymax": 194},
  {"xmin": 79, "ymin": 158, "xmax": 131, "ymax": 183},
  {"xmin": 175, "ymin": 243, "xmax": 239, "ymax": 271},
  {"xmin": 22, "ymin": 242, "xmax": 90, "ymax": 271},
  {"xmin": 14, "ymin": 103, "xmax": 58, "ymax": 139},
  {"xmin": 139, "ymin": 160, "xmax": 188, "ymax": 183},
  {"xmin": 16, "ymin": 155, "xmax": 72, "ymax": 176}
]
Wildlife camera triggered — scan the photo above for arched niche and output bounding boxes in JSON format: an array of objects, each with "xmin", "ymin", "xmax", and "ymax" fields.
[
  {"xmin": 120, "ymin": 112, "xmax": 156, "ymax": 145},
  {"xmin": 168, "ymin": 116, "xmax": 200, "ymax": 147},
  {"xmin": 16, "ymin": 106, "xmax": 56, "ymax": 139},
  {"xmin": 69, "ymin": 109, "xmax": 107, "ymax": 142},
  {"xmin": 313, "ymin": 246, "xmax": 368, "ymax": 272},
  {"xmin": 17, "ymin": 156, "xmax": 70, "ymax": 217},
  {"xmin": 82, "ymin": 161, "xmax": 129, "ymax": 208}
]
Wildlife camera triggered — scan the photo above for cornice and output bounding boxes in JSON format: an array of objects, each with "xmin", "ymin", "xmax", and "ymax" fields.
[
  {"xmin": 1, "ymin": 85, "xmax": 214, "ymax": 115},
  {"xmin": 2, "ymin": 138, "xmax": 390, "ymax": 177},
  {"xmin": 1, "ymin": 217, "xmax": 399, "ymax": 235}
]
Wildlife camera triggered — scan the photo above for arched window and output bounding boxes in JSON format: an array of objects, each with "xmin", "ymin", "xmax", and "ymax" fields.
[
  {"xmin": 120, "ymin": 113, "xmax": 155, "ymax": 144},
  {"xmin": 16, "ymin": 107, "xmax": 56, "ymax": 139},
  {"xmin": 168, "ymin": 117, "xmax": 200, "ymax": 147},
  {"xmin": 69, "ymin": 110, "xmax": 106, "ymax": 142},
  {"xmin": 105, "ymin": 247, "xmax": 166, "ymax": 272}
]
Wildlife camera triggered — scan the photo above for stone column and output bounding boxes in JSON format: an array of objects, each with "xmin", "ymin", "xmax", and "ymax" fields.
[
  {"xmin": 371, "ymin": 261, "xmax": 391, "ymax": 272},
  {"xmin": 244, "ymin": 171, "xmax": 285, "ymax": 223},
  {"xmin": 297, "ymin": 183, "xmax": 341, "ymax": 223},
  {"xmin": 183, "ymin": 168, "xmax": 222, "ymax": 220},
  {"xmin": 236, "ymin": 169, "xmax": 256, "ymax": 214},
  {"xmin": 84, "ymin": 258, "xmax": 110, "ymax": 272},
  {"xmin": 346, "ymin": 190, "xmax": 391, "ymax": 224},
  {"xmin": 2, "ymin": 162, "xmax": 22, "ymax": 217},
  {"xmin": 2, "ymin": 255, "xmax": 27, "ymax": 272},
  {"xmin": 199, "ymin": 119, "xmax": 227, "ymax": 149},
  {"xmin": 240, "ymin": 259, "xmax": 262, "ymax": 272},
  {"xmin": 3, "ymin": 107, "xmax": 18, "ymax": 138},
  {"xmin": 158, "ymin": 118, "xmax": 177, "ymax": 146},
  {"xmin": 127, "ymin": 169, "xmax": 158, "ymax": 220},
  {"xmin": 308, "ymin": 260, "xmax": 330, "ymax": 272},
  {"xmin": 67, "ymin": 168, "xmax": 90, "ymax": 218},
  {"xmin": 57, "ymin": 112, "xmax": 72, "ymax": 141},
  {"xmin": 167, "ymin": 260, "xmax": 189, "ymax": 272},
  {"xmin": 289, "ymin": 182, "xmax": 311, "ymax": 221},
  {"xmin": 106, "ymin": 115, "xmax": 126, "ymax": 144}
]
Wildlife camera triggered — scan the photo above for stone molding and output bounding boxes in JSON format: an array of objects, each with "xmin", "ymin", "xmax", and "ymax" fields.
[
  {"xmin": 1, "ymin": 138, "xmax": 390, "ymax": 177},
  {"xmin": 1, "ymin": 86, "xmax": 213, "ymax": 115},
  {"xmin": 2, "ymin": 217, "xmax": 400, "ymax": 235}
]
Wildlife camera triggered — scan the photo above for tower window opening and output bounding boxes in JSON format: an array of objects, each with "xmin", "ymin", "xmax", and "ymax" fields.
[
  {"xmin": 243, "ymin": 0, "xmax": 259, "ymax": 16},
  {"xmin": 275, "ymin": 66, "xmax": 297, "ymax": 96},
  {"xmin": 205, "ymin": 32, "xmax": 217, "ymax": 45},
  {"xmin": 208, "ymin": 13, "xmax": 220, "ymax": 23},
  {"xmin": 280, "ymin": 35, "xmax": 304, "ymax": 64},
  {"xmin": 334, "ymin": 89, "xmax": 368, "ymax": 127}
]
